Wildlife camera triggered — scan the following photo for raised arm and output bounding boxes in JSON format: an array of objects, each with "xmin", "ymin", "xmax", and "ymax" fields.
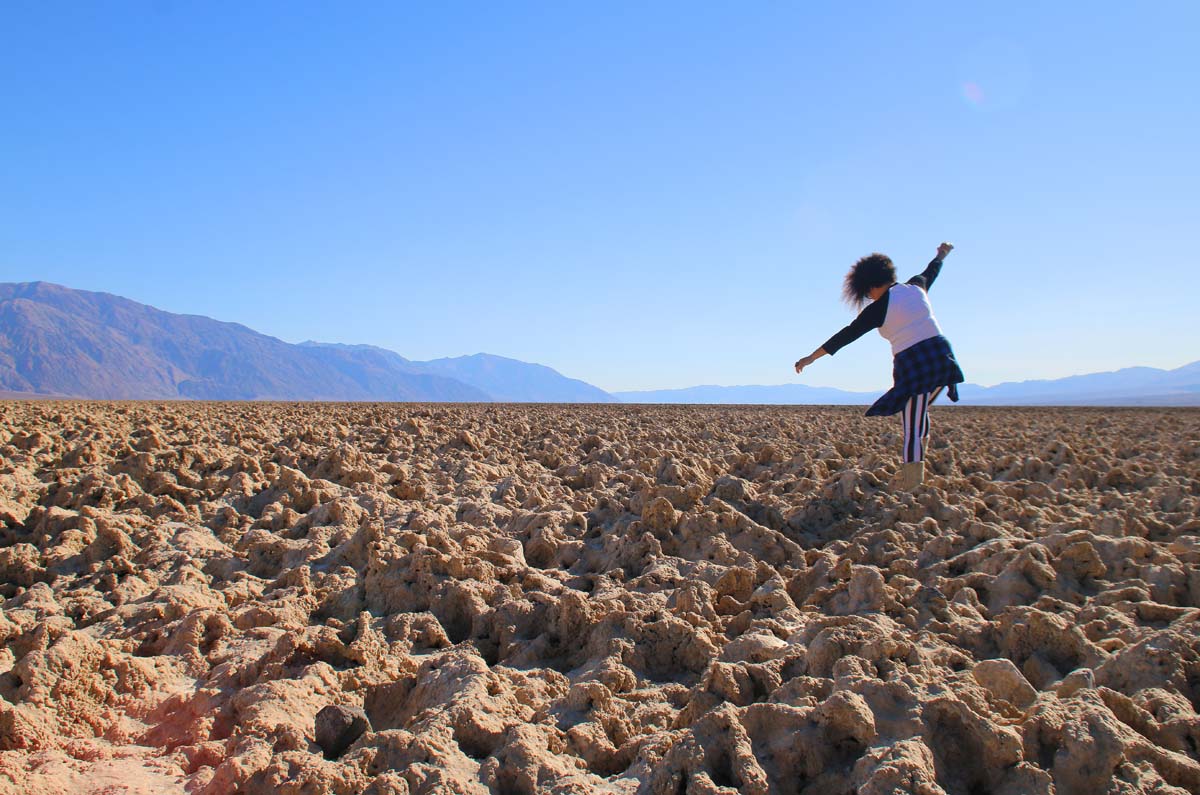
[{"xmin": 907, "ymin": 242, "xmax": 954, "ymax": 291}]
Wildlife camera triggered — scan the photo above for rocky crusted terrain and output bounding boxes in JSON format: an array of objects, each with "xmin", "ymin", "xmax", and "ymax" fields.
[{"xmin": 0, "ymin": 401, "xmax": 1198, "ymax": 795}]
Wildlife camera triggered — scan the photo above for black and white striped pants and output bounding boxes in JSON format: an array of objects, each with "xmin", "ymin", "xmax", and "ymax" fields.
[{"xmin": 900, "ymin": 386, "xmax": 944, "ymax": 463}]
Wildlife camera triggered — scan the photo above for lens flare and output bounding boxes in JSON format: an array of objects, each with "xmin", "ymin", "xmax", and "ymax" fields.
[
  {"xmin": 958, "ymin": 39, "xmax": 1032, "ymax": 111},
  {"xmin": 962, "ymin": 81, "xmax": 985, "ymax": 105}
]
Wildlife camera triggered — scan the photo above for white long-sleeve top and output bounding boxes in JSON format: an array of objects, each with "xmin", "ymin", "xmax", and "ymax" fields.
[{"xmin": 821, "ymin": 257, "xmax": 945, "ymax": 357}]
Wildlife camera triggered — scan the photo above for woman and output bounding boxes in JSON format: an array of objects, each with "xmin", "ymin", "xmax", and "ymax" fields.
[{"xmin": 794, "ymin": 242, "xmax": 964, "ymax": 490}]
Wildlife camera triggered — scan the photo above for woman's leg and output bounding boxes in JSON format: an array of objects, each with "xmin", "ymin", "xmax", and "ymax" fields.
[
  {"xmin": 901, "ymin": 391, "xmax": 930, "ymax": 463},
  {"xmin": 921, "ymin": 387, "xmax": 944, "ymax": 448}
]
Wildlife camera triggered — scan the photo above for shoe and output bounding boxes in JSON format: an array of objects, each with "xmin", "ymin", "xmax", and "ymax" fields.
[{"xmin": 900, "ymin": 461, "xmax": 925, "ymax": 491}]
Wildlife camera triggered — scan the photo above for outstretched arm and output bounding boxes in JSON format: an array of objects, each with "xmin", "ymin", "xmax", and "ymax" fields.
[{"xmin": 795, "ymin": 297, "xmax": 889, "ymax": 373}]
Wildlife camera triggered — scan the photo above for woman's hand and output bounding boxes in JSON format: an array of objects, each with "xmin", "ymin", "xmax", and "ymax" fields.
[
  {"xmin": 795, "ymin": 348, "xmax": 827, "ymax": 373},
  {"xmin": 937, "ymin": 242, "xmax": 954, "ymax": 259}
]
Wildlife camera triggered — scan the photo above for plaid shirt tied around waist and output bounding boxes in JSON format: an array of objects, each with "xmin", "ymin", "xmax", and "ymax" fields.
[{"xmin": 865, "ymin": 334, "xmax": 964, "ymax": 417}]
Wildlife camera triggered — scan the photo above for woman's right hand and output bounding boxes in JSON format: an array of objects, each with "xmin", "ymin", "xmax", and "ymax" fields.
[
  {"xmin": 937, "ymin": 242, "xmax": 954, "ymax": 258},
  {"xmin": 795, "ymin": 348, "xmax": 827, "ymax": 373}
]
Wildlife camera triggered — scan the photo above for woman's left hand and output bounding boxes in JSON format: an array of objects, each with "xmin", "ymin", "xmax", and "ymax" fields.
[{"xmin": 794, "ymin": 357, "xmax": 810, "ymax": 373}]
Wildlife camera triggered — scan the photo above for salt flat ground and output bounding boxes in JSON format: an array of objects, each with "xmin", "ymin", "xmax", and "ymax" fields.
[{"xmin": 0, "ymin": 402, "xmax": 1198, "ymax": 795}]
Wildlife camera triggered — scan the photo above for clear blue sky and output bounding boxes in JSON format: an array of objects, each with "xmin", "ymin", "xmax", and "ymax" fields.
[{"xmin": 3, "ymin": 2, "xmax": 1196, "ymax": 393}]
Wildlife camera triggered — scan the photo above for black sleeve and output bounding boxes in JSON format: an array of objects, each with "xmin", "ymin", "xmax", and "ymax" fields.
[
  {"xmin": 906, "ymin": 256, "xmax": 943, "ymax": 291},
  {"xmin": 821, "ymin": 294, "xmax": 888, "ymax": 355}
]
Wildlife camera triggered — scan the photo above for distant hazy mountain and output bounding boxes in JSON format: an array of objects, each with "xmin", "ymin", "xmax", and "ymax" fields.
[
  {"xmin": 299, "ymin": 344, "xmax": 615, "ymax": 403},
  {"xmin": 615, "ymin": 383, "xmax": 876, "ymax": 405},
  {"xmin": 956, "ymin": 362, "xmax": 1200, "ymax": 406},
  {"xmin": 410, "ymin": 354, "xmax": 617, "ymax": 403},
  {"xmin": 617, "ymin": 361, "xmax": 1200, "ymax": 406},
  {"xmin": 0, "ymin": 282, "xmax": 612, "ymax": 402}
]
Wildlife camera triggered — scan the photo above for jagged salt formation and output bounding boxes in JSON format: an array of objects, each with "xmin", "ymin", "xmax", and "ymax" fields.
[{"xmin": 0, "ymin": 402, "xmax": 1198, "ymax": 794}]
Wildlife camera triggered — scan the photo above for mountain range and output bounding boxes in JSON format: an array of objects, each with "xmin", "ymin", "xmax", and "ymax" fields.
[
  {"xmin": 614, "ymin": 362, "xmax": 1200, "ymax": 406},
  {"xmin": 1, "ymin": 281, "xmax": 1196, "ymax": 405},
  {"xmin": 0, "ymin": 282, "xmax": 613, "ymax": 402}
]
